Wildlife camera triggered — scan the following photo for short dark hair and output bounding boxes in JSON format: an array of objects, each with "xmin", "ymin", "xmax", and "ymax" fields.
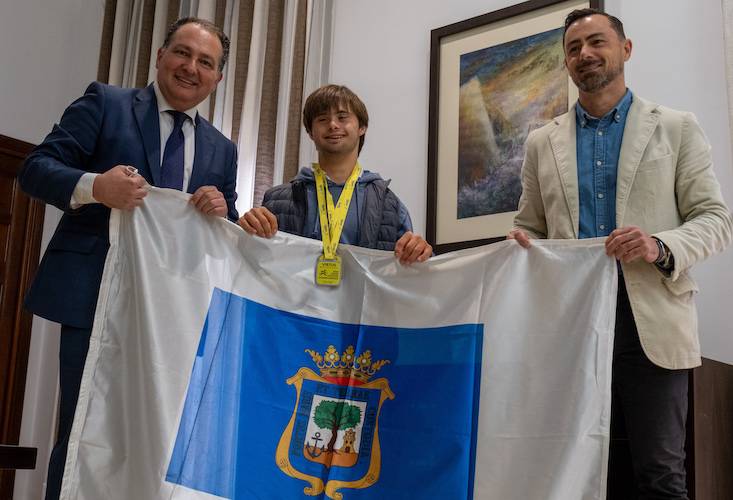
[
  {"xmin": 163, "ymin": 17, "xmax": 230, "ymax": 72},
  {"xmin": 303, "ymin": 85, "xmax": 369, "ymax": 154},
  {"xmin": 563, "ymin": 8, "xmax": 626, "ymax": 45}
]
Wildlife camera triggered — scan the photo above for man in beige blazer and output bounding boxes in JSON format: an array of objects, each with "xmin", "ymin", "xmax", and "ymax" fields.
[{"xmin": 509, "ymin": 8, "xmax": 732, "ymax": 500}]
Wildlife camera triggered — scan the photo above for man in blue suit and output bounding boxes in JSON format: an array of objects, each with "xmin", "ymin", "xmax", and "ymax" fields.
[{"xmin": 18, "ymin": 17, "xmax": 238, "ymax": 499}]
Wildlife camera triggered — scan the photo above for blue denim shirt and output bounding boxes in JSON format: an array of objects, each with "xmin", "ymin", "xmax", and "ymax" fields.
[{"xmin": 575, "ymin": 90, "xmax": 633, "ymax": 239}]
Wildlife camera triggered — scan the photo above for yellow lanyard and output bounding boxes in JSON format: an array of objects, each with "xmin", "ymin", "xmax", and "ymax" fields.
[{"xmin": 313, "ymin": 162, "xmax": 361, "ymax": 259}]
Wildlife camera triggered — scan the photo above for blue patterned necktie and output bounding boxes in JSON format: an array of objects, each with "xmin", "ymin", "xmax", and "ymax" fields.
[{"xmin": 160, "ymin": 110, "xmax": 187, "ymax": 190}]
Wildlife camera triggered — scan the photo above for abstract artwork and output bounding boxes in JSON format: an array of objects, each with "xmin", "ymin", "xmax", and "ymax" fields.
[{"xmin": 457, "ymin": 28, "xmax": 566, "ymax": 219}]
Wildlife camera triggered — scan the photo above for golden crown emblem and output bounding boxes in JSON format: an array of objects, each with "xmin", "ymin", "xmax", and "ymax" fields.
[{"xmin": 305, "ymin": 345, "xmax": 390, "ymax": 383}]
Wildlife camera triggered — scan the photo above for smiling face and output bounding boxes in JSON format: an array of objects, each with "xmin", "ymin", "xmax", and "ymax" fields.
[
  {"xmin": 155, "ymin": 22, "xmax": 223, "ymax": 111},
  {"xmin": 308, "ymin": 105, "xmax": 366, "ymax": 158},
  {"xmin": 564, "ymin": 14, "xmax": 631, "ymax": 94}
]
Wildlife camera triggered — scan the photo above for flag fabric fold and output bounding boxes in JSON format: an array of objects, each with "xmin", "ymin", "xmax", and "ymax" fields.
[{"xmin": 61, "ymin": 189, "xmax": 616, "ymax": 500}]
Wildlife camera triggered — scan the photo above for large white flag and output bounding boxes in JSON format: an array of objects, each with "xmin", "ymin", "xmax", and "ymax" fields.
[{"xmin": 61, "ymin": 189, "xmax": 616, "ymax": 500}]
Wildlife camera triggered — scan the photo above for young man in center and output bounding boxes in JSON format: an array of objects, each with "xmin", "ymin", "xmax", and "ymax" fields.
[{"xmin": 239, "ymin": 84, "xmax": 432, "ymax": 265}]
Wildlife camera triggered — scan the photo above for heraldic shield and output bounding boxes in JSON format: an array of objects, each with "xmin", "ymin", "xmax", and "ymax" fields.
[{"xmin": 276, "ymin": 345, "xmax": 395, "ymax": 499}]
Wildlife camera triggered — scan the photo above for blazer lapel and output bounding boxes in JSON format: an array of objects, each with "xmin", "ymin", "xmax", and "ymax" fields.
[
  {"xmin": 615, "ymin": 97, "xmax": 660, "ymax": 226},
  {"xmin": 188, "ymin": 114, "xmax": 215, "ymax": 193},
  {"xmin": 548, "ymin": 110, "xmax": 580, "ymax": 238},
  {"xmin": 133, "ymin": 84, "xmax": 162, "ymax": 186}
]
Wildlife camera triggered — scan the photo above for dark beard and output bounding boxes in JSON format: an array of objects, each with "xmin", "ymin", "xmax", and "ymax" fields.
[{"xmin": 575, "ymin": 62, "xmax": 623, "ymax": 92}]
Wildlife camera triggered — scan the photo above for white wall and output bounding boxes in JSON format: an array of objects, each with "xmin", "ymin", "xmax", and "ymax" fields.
[
  {"xmin": 0, "ymin": 0, "xmax": 105, "ymax": 498},
  {"xmin": 329, "ymin": 0, "xmax": 733, "ymax": 363},
  {"xmin": 0, "ymin": 0, "xmax": 105, "ymax": 144}
]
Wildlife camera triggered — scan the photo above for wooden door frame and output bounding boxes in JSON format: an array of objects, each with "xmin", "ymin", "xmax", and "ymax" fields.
[{"xmin": 0, "ymin": 134, "xmax": 45, "ymax": 495}]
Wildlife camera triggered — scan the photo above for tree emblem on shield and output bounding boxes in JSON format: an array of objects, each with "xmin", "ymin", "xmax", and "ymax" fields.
[{"xmin": 275, "ymin": 345, "xmax": 395, "ymax": 499}]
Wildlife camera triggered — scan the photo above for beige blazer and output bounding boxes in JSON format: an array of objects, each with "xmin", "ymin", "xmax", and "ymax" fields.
[{"xmin": 514, "ymin": 96, "xmax": 732, "ymax": 369}]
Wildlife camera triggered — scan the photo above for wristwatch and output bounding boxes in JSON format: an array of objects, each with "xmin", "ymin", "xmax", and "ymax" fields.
[{"xmin": 652, "ymin": 237, "xmax": 674, "ymax": 270}]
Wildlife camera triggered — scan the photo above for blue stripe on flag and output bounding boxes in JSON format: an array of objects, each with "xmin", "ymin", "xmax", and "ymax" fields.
[{"xmin": 166, "ymin": 288, "xmax": 483, "ymax": 499}]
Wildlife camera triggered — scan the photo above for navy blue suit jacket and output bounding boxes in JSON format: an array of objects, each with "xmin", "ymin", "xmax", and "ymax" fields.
[{"xmin": 19, "ymin": 82, "xmax": 239, "ymax": 329}]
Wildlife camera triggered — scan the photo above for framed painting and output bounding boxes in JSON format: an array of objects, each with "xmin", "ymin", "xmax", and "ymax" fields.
[{"xmin": 426, "ymin": 0, "xmax": 603, "ymax": 253}]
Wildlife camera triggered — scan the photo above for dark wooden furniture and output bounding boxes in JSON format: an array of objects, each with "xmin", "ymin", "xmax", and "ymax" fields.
[{"xmin": 688, "ymin": 357, "xmax": 733, "ymax": 499}]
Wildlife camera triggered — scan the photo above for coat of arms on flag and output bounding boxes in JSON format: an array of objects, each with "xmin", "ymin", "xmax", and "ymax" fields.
[{"xmin": 276, "ymin": 345, "xmax": 394, "ymax": 498}]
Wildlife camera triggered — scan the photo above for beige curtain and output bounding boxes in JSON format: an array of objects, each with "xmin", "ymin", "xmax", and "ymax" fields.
[
  {"xmin": 97, "ymin": 0, "xmax": 332, "ymax": 212},
  {"xmin": 724, "ymin": 0, "xmax": 733, "ymax": 162}
]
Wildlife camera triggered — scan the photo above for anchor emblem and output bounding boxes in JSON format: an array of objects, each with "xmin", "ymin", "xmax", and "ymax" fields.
[{"xmin": 306, "ymin": 431, "xmax": 325, "ymax": 458}]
